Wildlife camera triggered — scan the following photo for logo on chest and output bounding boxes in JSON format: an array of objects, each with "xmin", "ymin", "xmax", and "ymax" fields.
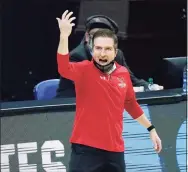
[
  {"xmin": 117, "ymin": 77, "xmax": 126, "ymax": 88},
  {"xmin": 100, "ymin": 76, "xmax": 107, "ymax": 80}
]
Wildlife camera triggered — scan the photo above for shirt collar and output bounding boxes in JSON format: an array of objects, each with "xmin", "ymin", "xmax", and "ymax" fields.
[{"xmin": 106, "ymin": 63, "xmax": 116, "ymax": 74}]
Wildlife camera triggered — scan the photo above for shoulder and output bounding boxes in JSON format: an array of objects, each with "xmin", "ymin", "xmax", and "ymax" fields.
[
  {"xmin": 77, "ymin": 60, "xmax": 91, "ymax": 67},
  {"xmin": 115, "ymin": 63, "xmax": 130, "ymax": 76}
]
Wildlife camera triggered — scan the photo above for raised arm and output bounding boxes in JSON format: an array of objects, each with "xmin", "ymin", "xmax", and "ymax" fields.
[{"xmin": 56, "ymin": 10, "xmax": 87, "ymax": 81}]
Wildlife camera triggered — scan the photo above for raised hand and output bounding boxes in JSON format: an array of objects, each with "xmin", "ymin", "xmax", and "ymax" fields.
[{"xmin": 56, "ymin": 10, "xmax": 76, "ymax": 38}]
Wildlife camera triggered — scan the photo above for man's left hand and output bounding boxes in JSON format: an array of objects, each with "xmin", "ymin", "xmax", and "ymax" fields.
[{"xmin": 150, "ymin": 129, "xmax": 162, "ymax": 153}]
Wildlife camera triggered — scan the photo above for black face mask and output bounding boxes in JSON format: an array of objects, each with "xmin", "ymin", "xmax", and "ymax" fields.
[{"xmin": 93, "ymin": 60, "xmax": 115, "ymax": 73}]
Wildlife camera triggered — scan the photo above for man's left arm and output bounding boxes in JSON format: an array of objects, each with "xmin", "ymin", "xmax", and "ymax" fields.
[{"xmin": 124, "ymin": 71, "xmax": 162, "ymax": 153}]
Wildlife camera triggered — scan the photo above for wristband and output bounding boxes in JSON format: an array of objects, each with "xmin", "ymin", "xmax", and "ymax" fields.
[{"xmin": 147, "ymin": 125, "xmax": 155, "ymax": 132}]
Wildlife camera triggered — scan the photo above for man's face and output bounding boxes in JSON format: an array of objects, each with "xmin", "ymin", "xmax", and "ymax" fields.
[{"xmin": 92, "ymin": 37, "xmax": 117, "ymax": 66}]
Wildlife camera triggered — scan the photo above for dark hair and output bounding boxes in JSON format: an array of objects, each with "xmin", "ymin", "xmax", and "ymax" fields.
[{"xmin": 92, "ymin": 29, "xmax": 118, "ymax": 49}]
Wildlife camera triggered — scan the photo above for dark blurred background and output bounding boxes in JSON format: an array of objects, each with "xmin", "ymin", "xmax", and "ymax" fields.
[{"xmin": 2, "ymin": 0, "xmax": 187, "ymax": 102}]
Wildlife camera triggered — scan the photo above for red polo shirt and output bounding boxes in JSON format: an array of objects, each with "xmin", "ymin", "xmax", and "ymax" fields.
[{"xmin": 57, "ymin": 53, "xmax": 143, "ymax": 152}]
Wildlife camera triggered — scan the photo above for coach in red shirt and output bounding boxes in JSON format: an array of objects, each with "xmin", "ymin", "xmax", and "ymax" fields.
[{"xmin": 56, "ymin": 10, "xmax": 162, "ymax": 172}]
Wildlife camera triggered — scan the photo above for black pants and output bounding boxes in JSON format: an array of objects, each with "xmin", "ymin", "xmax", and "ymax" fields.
[{"xmin": 68, "ymin": 143, "xmax": 126, "ymax": 172}]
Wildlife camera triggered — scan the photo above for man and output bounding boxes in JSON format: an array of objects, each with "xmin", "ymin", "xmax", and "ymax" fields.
[
  {"xmin": 56, "ymin": 10, "xmax": 162, "ymax": 172},
  {"xmin": 56, "ymin": 14, "xmax": 163, "ymax": 98}
]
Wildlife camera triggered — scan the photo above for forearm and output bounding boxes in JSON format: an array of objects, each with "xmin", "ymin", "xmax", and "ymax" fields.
[
  {"xmin": 57, "ymin": 36, "xmax": 73, "ymax": 79},
  {"xmin": 58, "ymin": 36, "xmax": 69, "ymax": 55},
  {"xmin": 135, "ymin": 114, "xmax": 152, "ymax": 129},
  {"xmin": 57, "ymin": 34, "xmax": 74, "ymax": 77}
]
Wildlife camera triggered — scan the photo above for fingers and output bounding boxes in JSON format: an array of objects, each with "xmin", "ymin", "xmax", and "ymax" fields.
[
  {"xmin": 62, "ymin": 10, "xmax": 74, "ymax": 21},
  {"xmin": 62, "ymin": 10, "xmax": 69, "ymax": 20},
  {"xmin": 153, "ymin": 141, "xmax": 158, "ymax": 151},
  {"xmin": 56, "ymin": 16, "xmax": 75, "ymax": 24},
  {"xmin": 154, "ymin": 139, "xmax": 162, "ymax": 153},
  {"xmin": 56, "ymin": 10, "xmax": 76, "ymax": 29},
  {"xmin": 71, "ymin": 23, "xmax": 75, "ymax": 27},
  {"xmin": 65, "ymin": 11, "xmax": 73, "ymax": 20},
  {"xmin": 69, "ymin": 17, "xmax": 76, "ymax": 23},
  {"xmin": 56, "ymin": 18, "xmax": 60, "ymax": 24},
  {"xmin": 157, "ymin": 139, "xmax": 162, "ymax": 153}
]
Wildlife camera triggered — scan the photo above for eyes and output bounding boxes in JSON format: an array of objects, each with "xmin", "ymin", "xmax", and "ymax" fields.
[{"xmin": 94, "ymin": 46, "xmax": 113, "ymax": 52}]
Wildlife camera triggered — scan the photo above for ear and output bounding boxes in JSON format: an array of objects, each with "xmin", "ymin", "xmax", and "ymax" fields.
[{"xmin": 115, "ymin": 48, "xmax": 118, "ymax": 56}]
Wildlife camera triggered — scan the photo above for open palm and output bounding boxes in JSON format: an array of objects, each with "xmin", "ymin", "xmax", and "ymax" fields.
[{"xmin": 56, "ymin": 10, "xmax": 76, "ymax": 37}]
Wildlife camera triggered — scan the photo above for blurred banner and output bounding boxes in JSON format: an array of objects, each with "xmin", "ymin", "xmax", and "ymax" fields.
[{"xmin": 1, "ymin": 101, "xmax": 186, "ymax": 172}]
